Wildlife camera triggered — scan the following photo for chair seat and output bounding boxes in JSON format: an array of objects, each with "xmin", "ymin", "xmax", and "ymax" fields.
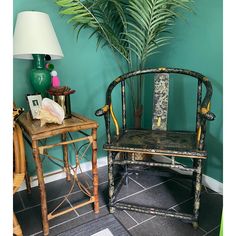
[{"xmin": 104, "ymin": 130, "xmax": 207, "ymax": 158}]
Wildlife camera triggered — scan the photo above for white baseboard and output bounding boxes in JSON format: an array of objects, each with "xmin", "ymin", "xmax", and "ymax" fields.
[
  {"xmin": 202, "ymin": 174, "xmax": 223, "ymax": 195},
  {"xmin": 151, "ymin": 156, "xmax": 223, "ymax": 195},
  {"xmin": 18, "ymin": 156, "xmax": 108, "ymax": 192},
  {"xmin": 18, "ymin": 156, "xmax": 223, "ymax": 195}
]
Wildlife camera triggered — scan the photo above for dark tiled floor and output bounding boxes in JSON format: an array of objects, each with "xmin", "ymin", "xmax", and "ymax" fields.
[{"xmin": 14, "ymin": 166, "xmax": 223, "ymax": 236}]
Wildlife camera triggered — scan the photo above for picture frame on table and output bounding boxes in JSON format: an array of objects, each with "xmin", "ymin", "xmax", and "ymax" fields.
[{"xmin": 26, "ymin": 93, "xmax": 42, "ymax": 119}]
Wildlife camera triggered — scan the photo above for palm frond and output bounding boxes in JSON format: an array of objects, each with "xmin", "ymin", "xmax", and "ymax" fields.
[
  {"xmin": 54, "ymin": 0, "xmax": 194, "ymax": 115},
  {"xmin": 124, "ymin": 0, "xmax": 193, "ymax": 66},
  {"xmin": 55, "ymin": 0, "xmax": 193, "ymax": 68},
  {"xmin": 55, "ymin": 0, "xmax": 130, "ymax": 62}
]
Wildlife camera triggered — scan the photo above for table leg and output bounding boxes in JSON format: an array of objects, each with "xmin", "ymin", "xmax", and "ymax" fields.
[
  {"xmin": 32, "ymin": 141, "xmax": 49, "ymax": 236},
  {"xmin": 25, "ymin": 170, "xmax": 31, "ymax": 194},
  {"xmin": 92, "ymin": 128, "xmax": 99, "ymax": 213},
  {"xmin": 25, "ymin": 156, "xmax": 31, "ymax": 194},
  {"xmin": 62, "ymin": 133, "xmax": 71, "ymax": 181}
]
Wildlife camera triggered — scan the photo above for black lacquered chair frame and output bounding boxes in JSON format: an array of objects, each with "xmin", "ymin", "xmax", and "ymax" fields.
[{"xmin": 95, "ymin": 67, "xmax": 215, "ymax": 228}]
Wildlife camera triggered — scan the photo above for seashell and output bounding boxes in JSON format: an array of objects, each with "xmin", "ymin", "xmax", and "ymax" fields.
[{"xmin": 35, "ymin": 98, "xmax": 65, "ymax": 127}]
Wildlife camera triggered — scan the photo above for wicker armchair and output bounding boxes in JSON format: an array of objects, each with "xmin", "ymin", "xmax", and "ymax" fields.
[{"xmin": 13, "ymin": 106, "xmax": 26, "ymax": 236}]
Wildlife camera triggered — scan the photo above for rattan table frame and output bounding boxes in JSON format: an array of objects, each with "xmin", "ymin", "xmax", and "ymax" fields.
[{"xmin": 17, "ymin": 112, "xmax": 99, "ymax": 236}]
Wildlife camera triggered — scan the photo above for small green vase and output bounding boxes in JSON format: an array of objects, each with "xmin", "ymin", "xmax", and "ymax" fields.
[{"xmin": 30, "ymin": 54, "xmax": 51, "ymax": 97}]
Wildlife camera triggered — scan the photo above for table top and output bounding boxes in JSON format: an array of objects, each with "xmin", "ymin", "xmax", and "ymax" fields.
[{"xmin": 17, "ymin": 112, "xmax": 98, "ymax": 141}]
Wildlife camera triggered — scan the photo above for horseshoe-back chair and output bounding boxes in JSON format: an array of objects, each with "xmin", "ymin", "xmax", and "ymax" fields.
[{"xmin": 95, "ymin": 67, "xmax": 215, "ymax": 228}]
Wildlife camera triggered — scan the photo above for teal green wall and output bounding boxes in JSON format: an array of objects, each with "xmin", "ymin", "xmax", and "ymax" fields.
[
  {"xmin": 14, "ymin": 0, "xmax": 223, "ymax": 182},
  {"xmin": 13, "ymin": 0, "xmax": 122, "ymax": 174},
  {"xmin": 144, "ymin": 0, "xmax": 223, "ymax": 182}
]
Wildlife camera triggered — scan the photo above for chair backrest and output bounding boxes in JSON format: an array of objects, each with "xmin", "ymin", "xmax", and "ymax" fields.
[
  {"xmin": 13, "ymin": 103, "xmax": 26, "ymax": 194},
  {"xmin": 152, "ymin": 73, "xmax": 169, "ymax": 131},
  {"xmin": 96, "ymin": 67, "xmax": 215, "ymax": 149},
  {"xmin": 13, "ymin": 123, "xmax": 26, "ymax": 193}
]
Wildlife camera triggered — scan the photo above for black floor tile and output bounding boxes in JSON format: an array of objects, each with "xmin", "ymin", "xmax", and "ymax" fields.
[
  {"xmin": 47, "ymin": 197, "xmax": 78, "ymax": 226},
  {"xmin": 19, "ymin": 172, "xmax": 92, "ymax": 209},
  {"xmin": 122, "ymin": 209, "xmax": 156, "ymax": 224},
  {"xmin": 67, "ymin": 181, "xmax": 109, "ymax": 215},
  {"xmin": 128, "ymin": 167, "xmax": 171, "ymax": 188},
  {"xmin": 46, "ymin": 172, "xmax": 92, "ymax": 201},
  {"xmin": 18, "ymin": 185, "xmax": 41, "ymax": 208},
  {"xmin": 172, "ymin": 177, "xmax": 193, "ymax": 190},
  {"xmin": 98, "ymin": 182, "xmax": 109, "ymax": 207},
  {"xmin": 67, "ymin": 188, "xmax": 98, "ymax": 215},
  {"xmin": 173, "ymin": 191, "xmax": 223, "ymax": 232},
  {"xmin": 34, "ymin": 206, "xmax": 110, "ymax": 236},
  {"xmin": 119, "ymin": 179, "xmax": 192, "ymax": 209},
  {"xmin": 172, "ymin": 178, "xmax": 211, "ymax": 195},
  {"xmin": 15, "ymin": 204, "xmax": 44, "ymax": 235},
  {"xmin": 116, "ymin": 178, "xmax": 147, "ymax": 200},
  {"xmin": 204, "ymin": 226, "xmax": 220, "ymax": 236},
  {"xmin": 87, "ymin": 164, "xmax": 124, "ymax": 185},
  {"xmin": 16, "ymin": 197, "xmax": 77, "ymax": 235},
  {"xmin": 87, "ymin": 165, "xmax": 108, "ymax": 184},
  {"xmin": 116, "ymin": 179, "xmax": 192, "ymax": 223},
  {"xmin": 114, "ymin": 210, "xmax": 138, "ymax": 229},
  {"xmin": 15, "ymin": 165, "xmax": 223, "ymax": 236},
  {"xmin": 129, "ymin": 215, "xmax": 206, "ymax": 236},
  {"xmin": 73, "ymin": 206, "xmax": 109, "ymax": 229},
  {"xmin": 13, "ymin": 192, "xmax": 24, "ymax": 212}
]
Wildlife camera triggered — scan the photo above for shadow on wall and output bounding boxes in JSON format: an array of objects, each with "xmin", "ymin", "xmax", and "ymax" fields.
[
  {"xmin": 203, "ymin": 76, "xmax": 223, "ymax": 182},
  {"xmin": 204, "ymin": 131, "xmax": 223, "ymax": 182}
]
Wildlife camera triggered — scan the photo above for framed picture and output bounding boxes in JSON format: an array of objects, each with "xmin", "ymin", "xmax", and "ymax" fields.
[{"xmin": 26, "ymin": 94, "xmax": 43, "ymax": 119}]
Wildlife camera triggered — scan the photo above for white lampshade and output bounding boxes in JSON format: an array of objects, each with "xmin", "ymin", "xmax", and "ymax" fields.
[{"xmin": 13, "ymin": 11, "xmax": 64, "ymax": 60}]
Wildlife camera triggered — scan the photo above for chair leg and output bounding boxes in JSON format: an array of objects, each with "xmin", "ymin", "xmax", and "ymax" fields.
[
  {"xmin": 25, "ymin": 168, "xmax": 31, "ymax": 194},
  {"xmin": 124, "ymin": 165, "xmax": 129, "ymax": 185},
  {"xmin": 124, "ymin": 153, "xmax": 129, "ymax": 185},
  {"xmin": 13, "ymin": 212, "xmax": 23, "ymax": 236},
  {"xmin": 192, "ymin": 159, "xmax": 202, "ymax": 228},
  {"xmin": 108, "ymin": 151, "xmax": 115, "ymax": 213},
  {"xmin": 191, "ymin": 159, "xmax": 198, "ymax": 195}
]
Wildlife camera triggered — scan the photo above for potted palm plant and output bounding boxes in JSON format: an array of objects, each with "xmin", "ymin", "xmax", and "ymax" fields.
[{"xmin": 54, "ymin": 0, "xmax": 194, "ymax": 127}]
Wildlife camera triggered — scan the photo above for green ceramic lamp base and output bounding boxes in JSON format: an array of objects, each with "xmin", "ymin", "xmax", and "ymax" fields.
[{"xmin": 30, "ymin": 54, "xmax": 51, "ymax": 97}]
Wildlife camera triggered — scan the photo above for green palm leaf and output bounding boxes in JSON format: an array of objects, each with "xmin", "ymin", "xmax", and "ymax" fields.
[
  {"xmin": 55, "ymin": 0, "xmax": 130, "ymax": 62},
  {"xmin": 124, "ymin": 0, "xmax": 193, "ymax": 68},
  {"xmin": 54, "ymin": 0, "xmax": 194, "ymax": 111},
  {"xmin": 55, "ymin": 0, "xmax": 193, "ymax": 69}
]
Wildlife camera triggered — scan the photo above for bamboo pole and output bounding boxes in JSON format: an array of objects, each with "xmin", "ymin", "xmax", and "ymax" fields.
[
  {"xmin": 48, "ymin": 197, "xmax": 94, "ymax": 220},
  {"xmin": 32, "ymin": 140, "xmax": 49, "ymax": 236},
  {"xmin": 38, "ymin": 136, "xmax": 92, "ymax": 154},
  {"xmin": 62, "ymin": 133, "xmax": 71, "ymax": 181},
  {"xmin": 92, "ymin": 128, "xmax": 99, "ymax": 213}
]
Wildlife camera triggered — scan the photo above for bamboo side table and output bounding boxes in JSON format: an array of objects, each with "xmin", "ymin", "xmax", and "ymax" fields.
[{"xmin": 17, "ymin": 112, "xmax": 99, "ymax": 236}]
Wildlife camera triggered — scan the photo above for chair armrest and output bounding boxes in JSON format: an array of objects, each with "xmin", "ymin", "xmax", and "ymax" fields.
[
  {"xmin": 200, "ymin": 111, "xmax": 216, "ymax": 121},
  {"xmin": 95, "ymin": 105, "xmax": 109, "ymax": 116},
  {"xmin": 200, "ymin": 101, "xmax": 215, "ymax": 121}
]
